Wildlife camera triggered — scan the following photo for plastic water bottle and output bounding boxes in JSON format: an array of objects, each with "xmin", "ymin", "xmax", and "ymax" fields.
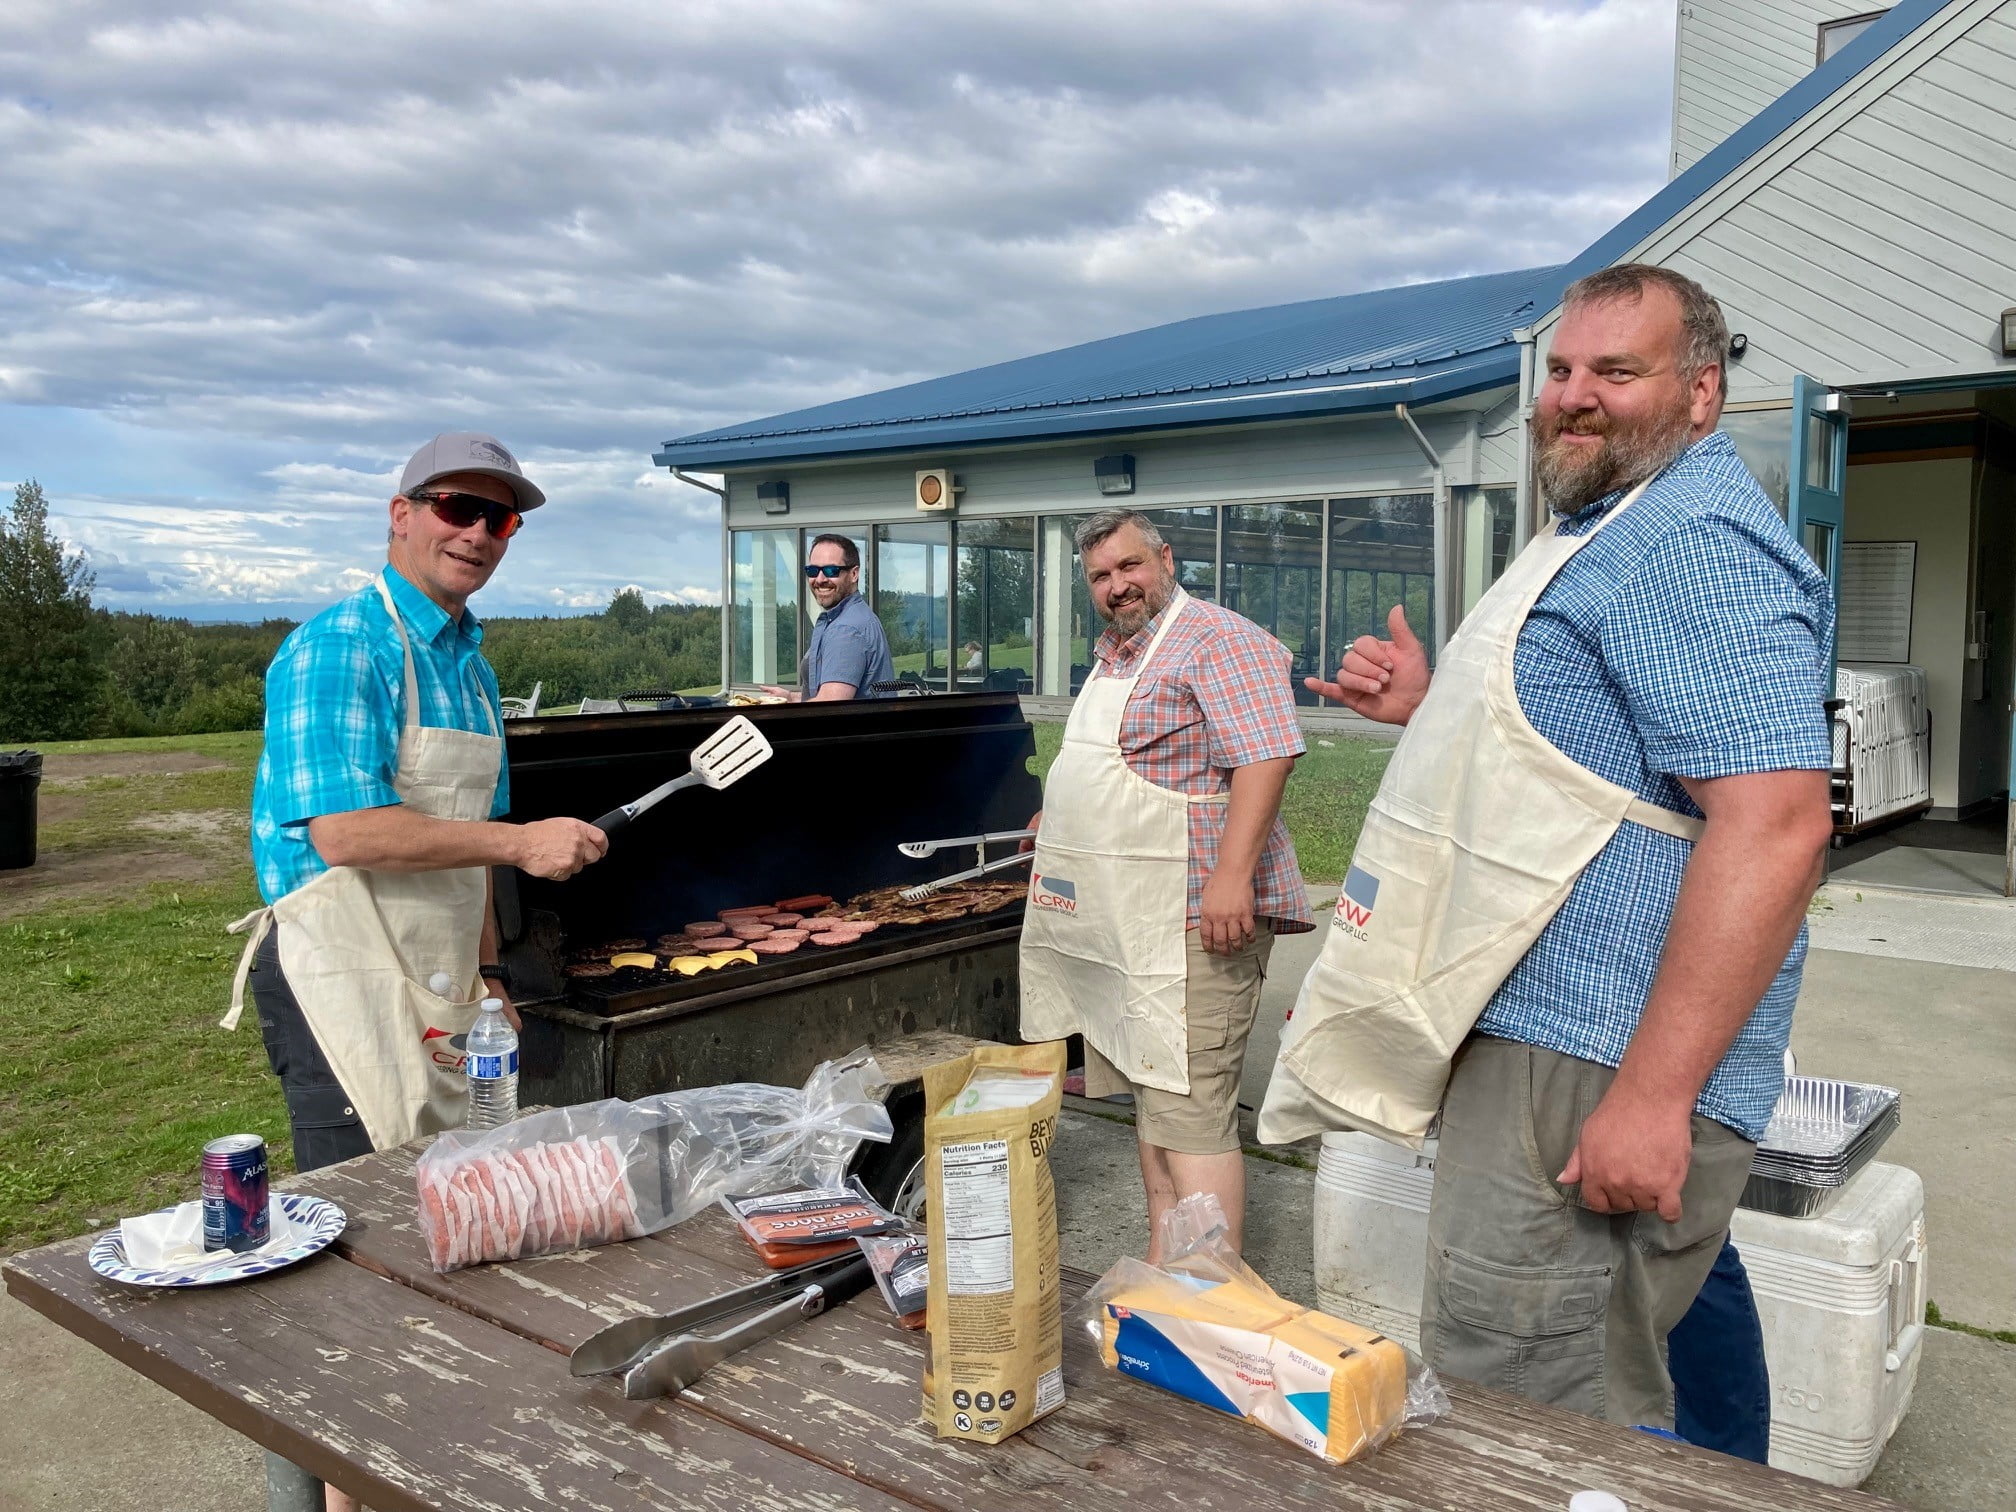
[{"xmin": 464, "ymin": 997, "xmax": 519, "ymax": 1130}]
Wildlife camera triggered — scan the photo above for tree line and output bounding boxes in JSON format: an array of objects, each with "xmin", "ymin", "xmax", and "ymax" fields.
[{"xmin": 0, "ymin": 481, "xmax": 721, "ymax": 744}]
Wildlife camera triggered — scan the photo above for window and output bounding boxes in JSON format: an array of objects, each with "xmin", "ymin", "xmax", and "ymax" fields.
[
  {"xmin": 729, "ymin": 529, "xmax": 798, "ymax": 686},
  {"xmin": 1328, "ymin": 493, "xmax": 1435, "ymax": 654},
  {"xmin": 1222, "ymin": 504, "xmax": 1324, "ymax": 703},
  {"xmin": 955, "ymin": 517, "xmax": 1036, "ymax": 692},
  {"xmin": 1818, "ymin": 11, "xmax": 1887, "ymax": 63},
  {"xmin": 874, "ymin": 520, "xmax": 952, "ymax": 689},
  {"xmin": 1718, "ymin": 408, "xmax": 1793, "ymax": 516}
]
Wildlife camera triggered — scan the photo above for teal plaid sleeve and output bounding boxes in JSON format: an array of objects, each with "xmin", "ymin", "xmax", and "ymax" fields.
[{"xmin": 261, "ymin": 626, "xmax": 403, "ymax": 828}]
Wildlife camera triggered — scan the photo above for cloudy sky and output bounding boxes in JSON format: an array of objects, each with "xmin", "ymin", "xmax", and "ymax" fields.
[{"xmin": 0, "ymin": 0, "xmax": 1676, "ymax": 621}]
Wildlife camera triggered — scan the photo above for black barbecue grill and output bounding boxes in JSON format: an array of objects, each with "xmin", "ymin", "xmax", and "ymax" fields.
[{"xmin": 493, "ymin": 693, "xmax": 1041, "ymax": 1105}]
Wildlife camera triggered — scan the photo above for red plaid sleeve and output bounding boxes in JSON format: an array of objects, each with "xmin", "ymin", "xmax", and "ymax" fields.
[{"xmin": 1188, "ymin": 625, "xmax": 1307, "ymax": 769}]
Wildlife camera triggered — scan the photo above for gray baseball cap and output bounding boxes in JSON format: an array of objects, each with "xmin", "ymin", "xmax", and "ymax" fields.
[{"xmin": 398, "ymin": 431, "xmax": 546, "ymax": 511}]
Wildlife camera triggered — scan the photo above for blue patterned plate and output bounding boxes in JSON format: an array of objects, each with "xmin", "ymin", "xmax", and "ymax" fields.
[{"xmin": 88, "ymin": 1194, "xmax": 347, "ymax": 1288}]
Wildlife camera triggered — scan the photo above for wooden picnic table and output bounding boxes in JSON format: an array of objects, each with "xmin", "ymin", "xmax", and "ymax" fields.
[{"xmin": 4, "ymin": 1138, "xmax": 1905, "ymax": 1512}]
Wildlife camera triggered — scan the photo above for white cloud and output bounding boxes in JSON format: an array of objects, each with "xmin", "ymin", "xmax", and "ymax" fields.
[{"xmin": 0, "ymin": 0, "xmax": 1677, "ymax": 616}]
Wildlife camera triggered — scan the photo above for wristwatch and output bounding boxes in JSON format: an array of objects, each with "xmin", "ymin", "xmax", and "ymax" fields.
[{"xmin": 478, "ymin": 962, "xmax": 512, "ymax": 993}]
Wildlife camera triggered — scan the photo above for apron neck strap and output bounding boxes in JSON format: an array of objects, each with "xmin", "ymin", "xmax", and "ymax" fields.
[
  {"xmin": 1549, "ymin": 473, "xmax": 1658, "ymax": 541},
  {"xmin": 374, "ymin": 572, "xmax": 424, "ymax": 731},
  {"xmin": 1091, "ymin": 588, "xmax": 1191, "ymax": 686}
]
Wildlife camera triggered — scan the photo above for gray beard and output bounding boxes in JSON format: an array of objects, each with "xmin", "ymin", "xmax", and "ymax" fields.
[
  {"xmin": 1536, "ymin": 407, "xmax": 1696, "ymax": 514},
  {"xmin": 1102, "ymin": 571, "xmax": 1176, "ymax": 636}
]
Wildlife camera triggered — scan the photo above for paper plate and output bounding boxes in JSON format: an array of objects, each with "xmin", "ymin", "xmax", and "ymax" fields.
[{"xmin": 88, "ymin": 1194, "xmax": 347, "ymax": 1289}]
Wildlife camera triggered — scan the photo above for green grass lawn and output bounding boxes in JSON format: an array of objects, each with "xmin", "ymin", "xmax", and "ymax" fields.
[
  {"xmin": 0, "ymin": 719, "xmax": 1387, "ymax": 1254},
  {"xmin": 2, "ymin": 732, "xmax": 284, "ymax": 1253}
]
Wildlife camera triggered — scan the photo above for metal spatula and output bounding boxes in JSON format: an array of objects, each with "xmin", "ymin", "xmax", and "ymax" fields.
[{"xmin": 592, "ymin": 715, "xmax": 772, "ymax": 836}]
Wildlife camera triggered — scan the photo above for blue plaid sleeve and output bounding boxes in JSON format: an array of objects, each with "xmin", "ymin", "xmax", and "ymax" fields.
[
  {"xmin": 262, "ymin": 628, "xmax": 403, "ymax": 826},
  {"xmin": 1600, "ymin": 516, "xmax": 1834, "ymax": 780},
  {"xmin": 1192, "ymin": 627, "xmax": 1307, "ymax": 769}
]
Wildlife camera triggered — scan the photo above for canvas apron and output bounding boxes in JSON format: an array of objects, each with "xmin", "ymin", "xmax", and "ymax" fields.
[
  {"xmin": 1019, "ymin": 591, "xmax": 1226, "ymax": 1094},
  {"xmin": 220, "ymin": 573, "xmax": 499, "ymax": 1151},
  {"xmin": 1257, "ymin": 479, "xmax": 1704, "ymax": 1149}
]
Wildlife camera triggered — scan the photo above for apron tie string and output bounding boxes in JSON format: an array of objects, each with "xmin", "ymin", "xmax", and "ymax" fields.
[{"xmin": 221, "ymin": 907, "xmax": 274, "ymax": 1031}]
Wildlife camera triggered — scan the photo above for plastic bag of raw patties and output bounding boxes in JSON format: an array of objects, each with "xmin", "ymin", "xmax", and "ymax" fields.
[
  {"xmin": 414, "ymin": 1050, "xmax": 894, "ymax": 1272},
  {"xmin": 1077, "ymin": 1193, "xmax": 1448, "ymax": 1465}
]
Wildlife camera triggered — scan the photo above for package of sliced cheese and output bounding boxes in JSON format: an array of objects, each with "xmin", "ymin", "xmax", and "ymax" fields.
[
  {"xmin": 921, "ymin": 1039, "xmax": 1066, "ymax": 1444},
  {"xmin": 1082, "ymin": 1194, "xmax": 1447, "ymax": 1464}
]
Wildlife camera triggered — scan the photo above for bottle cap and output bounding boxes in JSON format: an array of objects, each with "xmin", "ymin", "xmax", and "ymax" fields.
[
  {"xmin": 480, "ymin": 996, "xmax": 503, "ymax": 1012},
  {"xmin": 1570, "ymin": 1494, "xmax": 1628, "ymax": 1512},
  {"xmin": 428, "ymin": 971, "xmax": 454, "ymax": 998}
]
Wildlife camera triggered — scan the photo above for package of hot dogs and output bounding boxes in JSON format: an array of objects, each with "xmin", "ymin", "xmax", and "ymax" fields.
[{"xmin": 414, "ymin": 1051, "xmax": 894, "ymax": 1272}]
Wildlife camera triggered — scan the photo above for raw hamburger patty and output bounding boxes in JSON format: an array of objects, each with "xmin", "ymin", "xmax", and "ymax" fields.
[
  {"xmin": 747, "ymin": 936, "xmax": 802, "ymax": 956},
  {"xmin": 728, "ymin": 921, "xmax": 775, "ymax": 940},
  {"xmin": 689, "ymin": 937, "xmax": 743, "ymax": 953},
  {"xmin": 808, "ymin": 930, "xmax": 862, "ymax": 947},
  {"xmin": 763, "ymin": 912, "xmax": 805, "ymax": 927},
  {"xmin": 682, "ymin": 921, "xmax": 723, "ymax": 937}
]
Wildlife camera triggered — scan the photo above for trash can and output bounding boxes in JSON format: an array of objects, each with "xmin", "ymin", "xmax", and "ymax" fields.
[{"xmin": 0, "ymin": 750, "xmax": 43, "ymax": 871}]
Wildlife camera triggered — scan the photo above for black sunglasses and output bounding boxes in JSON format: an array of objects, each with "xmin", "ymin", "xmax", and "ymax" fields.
[
  {"xmin": 803, "ymin": 563, "xmax": 852, "ymax": 579},
  {"xmin": 410, "ymin": 490, "xmax": 524, "ymax": 541}
]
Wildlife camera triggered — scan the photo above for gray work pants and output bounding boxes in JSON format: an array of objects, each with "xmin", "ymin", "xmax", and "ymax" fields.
[{"xmin": 1420, "ymin": 1036, "xmax": 1757, "ymax": 1429}]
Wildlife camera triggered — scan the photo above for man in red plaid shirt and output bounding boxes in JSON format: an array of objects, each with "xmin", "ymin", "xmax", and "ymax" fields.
[{"xmin": 1022, "ymin": 509, "xmax": 1310, "ymax": 1258}]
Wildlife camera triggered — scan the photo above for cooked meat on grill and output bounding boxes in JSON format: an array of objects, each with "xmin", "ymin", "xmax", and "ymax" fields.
[
  {"xmin": 565, "ymin": 961, "xmax": 619, "ymax": 978},
  {"xmin": 596, "ymin": 937, "xmax": 647, "ymax": 953},
  {"xmin": 717, "ymin": 905, "xmax": 772, "ymax": 922},
  {"xmin": 775, "ymin": 894, "xmax": 832, "ymax": 913},
  {"xmin": 728, "ymin": 921, "xmax": 775, "ymax": 940},
  {"xmin": 682, "ymin": 921, "xmax": 723, "ymax": 937}
]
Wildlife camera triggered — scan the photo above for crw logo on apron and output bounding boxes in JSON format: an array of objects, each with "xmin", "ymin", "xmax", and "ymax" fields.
[
  {"xmin": 1334, "ymin": 866, "xmax": 1379, "ymax": 939},
  {"xmin": 1030, "ymin": 873, "xmax": 1079, "ymax": 914},
  {"xmin": 422, "ymin": 1026, "xmax": 471, "ymax": 1072}
]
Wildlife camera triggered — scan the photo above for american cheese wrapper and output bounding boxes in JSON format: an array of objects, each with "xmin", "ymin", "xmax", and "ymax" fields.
[{"xmin": 1094, "ymin": 1265, "xmax": 1409, "ymax": 1464}]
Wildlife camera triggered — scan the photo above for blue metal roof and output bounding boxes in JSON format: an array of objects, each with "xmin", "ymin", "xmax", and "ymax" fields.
[
  {"xmin": 654, "ymin": 265, "xmax": 1565, "ymax": 469},
  {"xmin": 1558, "ymin": 0, "xmax": 1947, "ymax": 285}
]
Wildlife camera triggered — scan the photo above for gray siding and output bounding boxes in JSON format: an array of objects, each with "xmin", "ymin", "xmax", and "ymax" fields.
[
  {"xmin": 1672, "ymin": 0, "xmax": 1853, "ymax": 177},
  {"xmin": 1546, "ymin": 0, "xmax": 2016, "ymax": 404},
  {"xmin": 723, "ymin": 398, "xmax": 1517, "ymax": 527}
]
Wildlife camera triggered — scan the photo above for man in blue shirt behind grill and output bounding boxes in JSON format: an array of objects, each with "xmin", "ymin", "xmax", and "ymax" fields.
[
  {"xmin": 764, "ymin": 533, "xmax": 896, "ymax": 700},
  {"xmin": 1306, "ymin": 265, "xmax": 1835, "ymax": 1436}
]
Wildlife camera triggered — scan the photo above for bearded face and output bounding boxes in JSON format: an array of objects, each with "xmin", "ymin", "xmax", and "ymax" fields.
[
  {"xmin": 1084, "ymin": 524, "xmax": 1178, "ymax": 637},
  {"xmin": 1533, "ymin": 394, "xmax": 1697, "ymax": 514}
]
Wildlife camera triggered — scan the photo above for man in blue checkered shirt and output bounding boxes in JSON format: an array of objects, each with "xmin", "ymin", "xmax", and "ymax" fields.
[
  {"xmin": 1310, "ymin": 267, "xmax": 1834, "ymax": 1433},
  {"xmin": 245, "ymin": 433, "xmax": 608, "ymax": 1186}
]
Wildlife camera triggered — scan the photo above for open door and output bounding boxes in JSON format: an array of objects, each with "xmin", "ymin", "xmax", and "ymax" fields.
[{"xmin": 1788, "ymin": 375, "xmax": 1849, "ymax": 680}]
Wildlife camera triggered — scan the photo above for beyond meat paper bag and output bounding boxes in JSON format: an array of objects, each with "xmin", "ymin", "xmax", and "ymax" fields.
[{"xmin": 921, "ymin": 1040, "xmax": 1067, "ymax": 1443}]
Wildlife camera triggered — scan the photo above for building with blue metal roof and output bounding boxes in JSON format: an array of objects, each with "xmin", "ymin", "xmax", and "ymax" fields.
[{"xmin": 663, "ymin": 0, "xmax": 2016, "ymax": 899}]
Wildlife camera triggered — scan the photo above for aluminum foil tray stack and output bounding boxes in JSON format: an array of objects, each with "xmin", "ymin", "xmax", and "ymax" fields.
[{"xmin": 1738, "ymin": 1077, "xmax": 1901, "ymax": 1219}]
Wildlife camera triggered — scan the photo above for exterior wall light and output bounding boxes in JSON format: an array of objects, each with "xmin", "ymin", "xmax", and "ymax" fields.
[
  {"xmin": 757, "ymin": 481, "xmax": 790, "ymax": 516},
  {"xmin": 2001, "ymin": 307, "xmax": 2016, "ymax": 359},
  {"xmin": 1093, "ymin": 454, "xmax": 1136, "ymax": 495}
]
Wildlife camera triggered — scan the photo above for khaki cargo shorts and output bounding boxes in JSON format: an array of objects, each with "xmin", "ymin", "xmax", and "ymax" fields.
[{"xmin": 1083, "ymin": 927, "xmax": 1273, "ymax": 1155}]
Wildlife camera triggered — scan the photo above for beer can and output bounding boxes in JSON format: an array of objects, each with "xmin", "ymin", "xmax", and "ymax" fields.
[{"xmin": 201, "ymin": 1135, "xmax": 271, "ymax": 1253}]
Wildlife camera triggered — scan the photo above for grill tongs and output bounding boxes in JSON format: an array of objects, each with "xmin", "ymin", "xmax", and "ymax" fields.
[
  {"xmin": 897, "ymin": 828, "xmax": 1036, "ymax": 902},
  {"xmin": 570, "ymin": 1251, "xmax": 873, "ymax": 1400}
]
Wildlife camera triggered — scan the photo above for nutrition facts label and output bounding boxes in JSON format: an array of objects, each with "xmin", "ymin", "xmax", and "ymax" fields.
[{"xmin": 939, "ymin": 1139, "xmax": 1013, "ymax": 1295}]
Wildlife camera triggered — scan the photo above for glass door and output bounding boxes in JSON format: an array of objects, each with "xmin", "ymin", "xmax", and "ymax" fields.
[{"xmin": 1789, "ymin": 375, "xmax": 1848, "ymax": 683}]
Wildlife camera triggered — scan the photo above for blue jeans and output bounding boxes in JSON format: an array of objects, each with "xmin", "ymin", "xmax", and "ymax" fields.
[{"xmin": 1667, "ymin": 1239, "xmax": 1771, "ymax": 1463}]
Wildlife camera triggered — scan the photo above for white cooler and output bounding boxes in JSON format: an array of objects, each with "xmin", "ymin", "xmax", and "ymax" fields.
[{"xmin": 1312, "ymin": 1133, "xmax": 1927, "ymax": 1487}]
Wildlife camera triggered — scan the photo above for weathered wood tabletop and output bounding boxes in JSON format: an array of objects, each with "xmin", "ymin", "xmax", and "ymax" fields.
[{"xmin": 4, "ymin": 1140, "xmax": 1906, "ymax": 1512}]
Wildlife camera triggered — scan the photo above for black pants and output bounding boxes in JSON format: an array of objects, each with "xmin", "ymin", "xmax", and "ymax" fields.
[{"xmin": 249, "ymin": 932, "xmax": 375, "ymax": 1173}]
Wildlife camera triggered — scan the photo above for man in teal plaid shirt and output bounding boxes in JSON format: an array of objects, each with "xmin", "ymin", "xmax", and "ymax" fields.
[{"xmin": 246, "ymin": 433, "xmax": 607, "ymax": 1181}]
